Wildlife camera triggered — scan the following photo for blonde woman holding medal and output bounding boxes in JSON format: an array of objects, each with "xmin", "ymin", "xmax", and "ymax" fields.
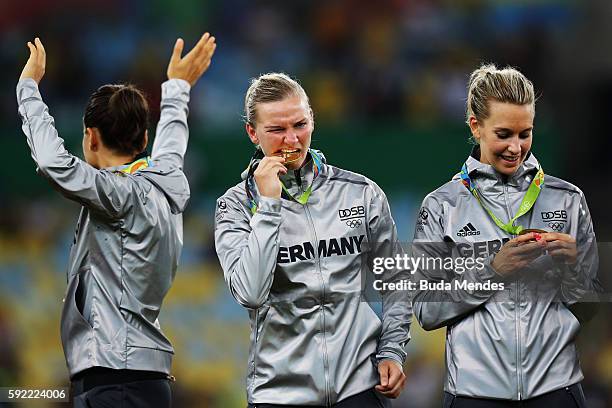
[
  {"xmin": 413, "ymin": 64, "xmax": 599, "ymax": 407},
  {"xmin": 214, "ymin": 73, "xmax": 411, "ymax": 407}
]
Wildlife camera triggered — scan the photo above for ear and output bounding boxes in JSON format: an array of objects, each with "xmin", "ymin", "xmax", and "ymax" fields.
[
  {"xmin": 246, "ymin": 123, "xmax": 258, "ymax": 144},
  {"xmin": 86, "ymin": 127, "xmax": 100, "ymax": 152},
  {"xmin": 309, "ymin": 108, "xmax": 315, "ymax": 131},
  {"xmin": 142, "ymin": 130, "xmax": 149, "ymax": 151},
  {"xmin": 468, "ymin": 116, "xmax": 480, "ymax": 142}
]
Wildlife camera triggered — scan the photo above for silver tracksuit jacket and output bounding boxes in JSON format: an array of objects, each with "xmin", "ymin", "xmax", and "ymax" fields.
[
  {"xmin": 17, "ymin": 78, "xmax": 192, "ymax": 377},
  {"xmin": 214, "ymin": 153, "xmax": 411, "ymax": 405},
  {"xmin": 413, "ymin": 148, "xmax": 599, "ymax": 400}
]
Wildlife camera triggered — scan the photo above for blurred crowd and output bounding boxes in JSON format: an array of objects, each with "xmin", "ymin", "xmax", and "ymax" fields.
[{"xmin": 1, "ymin": 0, "xmax": 611, "ymax": 407}]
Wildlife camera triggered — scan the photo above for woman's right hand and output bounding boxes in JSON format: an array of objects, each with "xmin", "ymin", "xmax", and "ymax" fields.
[
  {"xmin": 491, "ymin": 232, "xmax": 547, "ymax": 277},
  {"xmin": 254, "ymin": 156, "xmax": 287, "ymax": 199},
  {"xmin": 20, "ymin": 38, "xmax": 46, "ymax": 84},
  {"xmin": 167, "ymin": 32, "xmax": 216, "ymax": 86}
]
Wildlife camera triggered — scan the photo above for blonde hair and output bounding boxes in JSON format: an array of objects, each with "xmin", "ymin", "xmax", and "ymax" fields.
[
  {"xmin": 244, "ymin": 72, "xmax": 310, "ymax": 126},
  {"xmin": 466, "ymin": 63, "xmax": 535, "ymax": 126}
]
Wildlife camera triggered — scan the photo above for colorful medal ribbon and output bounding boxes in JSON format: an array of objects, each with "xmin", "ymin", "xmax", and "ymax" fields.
[
  {"xmin": 249, "ymin": 149, "xmax": 322, "ymax": 214},
  {"xmin": 459, "ymin": 162, "xmax": 544, "ymax": 235},
  {"xmin": 118, "ymin": 156, "xmax": 151, "ymax": 174}
]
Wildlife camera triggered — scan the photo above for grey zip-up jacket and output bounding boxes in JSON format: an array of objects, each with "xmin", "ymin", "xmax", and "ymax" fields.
[
  {"xmin": 214, "ymin": 153, "xmax": 411, "ymax": 406},
  {"xmin": 17, "ymin": 78, "xmax": 192, "ymax": 378},
  {"xmin": 413, "ymin": 148, "xmax": 599, "ymax": 400}
]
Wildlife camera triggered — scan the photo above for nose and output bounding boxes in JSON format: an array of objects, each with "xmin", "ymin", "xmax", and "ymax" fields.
[
  {"xmin": 284, "ymin": 131, "xmax": 299, "ymax": 145},
  {"xmin": 507, "ymin": 137, "xmax": 521, "ymax": 155}
]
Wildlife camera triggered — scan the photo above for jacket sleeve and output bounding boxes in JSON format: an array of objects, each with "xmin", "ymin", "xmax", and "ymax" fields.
[
  {"xmin": 412, "ymin": 194, "xmax": 504, "ymax": 331},
  {"xmin": 367, "ymin": 183, "xmax": 411, "ymax": 366},
  {"xmin": 560, "ymin": 191, "xmax": 601, "ymax": 321},
  {"xmin": 214, "ymin": 194, "xmax": 282, "ymax": 309},
  {"xmin": 17, "ymin": 78, "xmax": 135, "ymax": 218},
  {"xmin": 151, "ymin": 79, "xmax": 191, "ymax": 169}
]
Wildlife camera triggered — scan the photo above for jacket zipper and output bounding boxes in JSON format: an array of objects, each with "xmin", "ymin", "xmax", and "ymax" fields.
[
  {"xmin": 304, "ymin": 202, "xmax": 331, "ymax": 406},
  {"xmin": 503, "ymin": 181, "xmax": 522, "ymax": 400}
]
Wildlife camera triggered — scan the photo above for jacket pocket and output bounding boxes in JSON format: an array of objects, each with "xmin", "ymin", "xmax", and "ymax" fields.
[
  {"xmin": 62, "ymin": 272, "xmax": 94, "ymax": 332},
  {"xmin": 60, "ymin": 273, "xmax": 95, "ymax": 364}
]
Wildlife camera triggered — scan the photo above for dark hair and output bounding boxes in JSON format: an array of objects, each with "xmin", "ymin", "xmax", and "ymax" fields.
[{"xmin": 83, "ymin": 84, "xmax": 149, "ymax": 156}]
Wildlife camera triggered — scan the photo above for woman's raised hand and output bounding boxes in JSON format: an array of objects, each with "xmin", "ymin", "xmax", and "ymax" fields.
[
  {"xmin": 20, "ymin": 37, "xmax": 46, "ymax": 84},
  {"xmin": 167, "ymin": 33, "xmax": 216, "ymax": 86}
]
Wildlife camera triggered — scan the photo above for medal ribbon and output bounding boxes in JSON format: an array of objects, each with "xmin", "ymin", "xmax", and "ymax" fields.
[
  {"xmin": 460, "ymin": 162, "xmax": 544, "ymax": 235},
  {"xmin": 249, "ymin": 149, "xmax": 322, "ymax": 214},
  {"xmin": 118, "ymin": 156, "xmax": 151, "ymax": 174}
]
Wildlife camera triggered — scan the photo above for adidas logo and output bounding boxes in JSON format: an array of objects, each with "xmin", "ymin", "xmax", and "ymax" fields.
[{"xmin": 457, "ymin": 223, "xmax": 480, "ymax": 237}]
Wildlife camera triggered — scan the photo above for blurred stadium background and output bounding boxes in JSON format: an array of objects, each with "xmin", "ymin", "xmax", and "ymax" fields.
[{"xmin": 1, "ymin": 0, "xmax": 611, "ymax": 407}]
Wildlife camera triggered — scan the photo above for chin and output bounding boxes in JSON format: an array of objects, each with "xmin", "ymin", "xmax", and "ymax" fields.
[{"xmin": 494, "ymin": 162, "xmax": 521, "ymax": 176}]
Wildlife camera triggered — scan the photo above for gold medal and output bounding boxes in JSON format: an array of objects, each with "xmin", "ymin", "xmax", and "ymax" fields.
[{"xmin": 275, "ymin": 149, "xmax": 301, "ymax": 164}]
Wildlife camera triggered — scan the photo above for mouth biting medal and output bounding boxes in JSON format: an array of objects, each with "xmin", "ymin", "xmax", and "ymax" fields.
[{"xmin": 276, "ymin": 149, "xmax": 301, "ymax": 164}]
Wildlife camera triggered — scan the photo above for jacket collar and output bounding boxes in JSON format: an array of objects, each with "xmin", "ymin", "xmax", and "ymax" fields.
[
  {"xmin": 243, "ymin": 148, "xmax": 327, "ymax": 203},
  {"xmin": 459, "ymin": 145, "xmax": 540, "ymax": 187},
  {"xmin": 106, "ymin": 151, "xmax": 150, "ymax": 174},
  {"xmin": 279, "ymin": 156, "xmax": 314, "ymax": 192}
]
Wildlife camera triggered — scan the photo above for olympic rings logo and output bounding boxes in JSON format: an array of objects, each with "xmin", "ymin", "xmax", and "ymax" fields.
[
  {"xmin": 346, "ymin": 219, "xmax": 362, "ymax": 228},
  {"xmin": 548, "ymin": 222, "xmax": 565, "ymax": 231}
]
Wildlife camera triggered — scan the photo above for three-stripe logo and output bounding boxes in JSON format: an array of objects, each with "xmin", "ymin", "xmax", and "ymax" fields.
[{"xmin": 457, "ymin": 222, "xmax": 480, "ymax": 237}]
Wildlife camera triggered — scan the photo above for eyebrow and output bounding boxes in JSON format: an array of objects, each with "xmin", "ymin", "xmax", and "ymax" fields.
[
  {"xmin": 263, "ymin": 118, "xmax": 307, "ymax": 130},
  {"xmin": 494, "ymin": 127, "xmax": 533, "ymax": 133}
]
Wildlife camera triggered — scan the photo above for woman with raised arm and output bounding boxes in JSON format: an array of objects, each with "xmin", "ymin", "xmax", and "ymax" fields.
[{"xmin": 17, "ymin": 35, "xmax": 215, "ymax": 407}]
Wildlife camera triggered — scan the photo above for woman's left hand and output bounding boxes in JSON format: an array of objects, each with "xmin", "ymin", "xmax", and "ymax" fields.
[
  {"xmin": 375, "ymin": 359, "xmax": 406, "ymax": 398},
  {"xmin": 20, "ymin": 37, "xmax": 46, "ymax": 84},
  {"xmin": 540, "ymin": 232, "xmax": 577, "ymax": 265}
]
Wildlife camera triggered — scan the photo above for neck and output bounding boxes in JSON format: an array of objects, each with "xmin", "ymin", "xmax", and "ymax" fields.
[{"xmin": 99, "ymin": 154, "xmax": 137, "ymax": 169}]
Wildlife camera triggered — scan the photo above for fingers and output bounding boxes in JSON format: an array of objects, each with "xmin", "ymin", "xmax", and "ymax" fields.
[
  {"xmin": 184, "ymin": 32, "xmax": 212, "ymax": 62},
  {"xmin": 376, "ymin": 362, "xmax": 405, "ymax": 398},
  {"xmin": 541, "ymin": 232, "xmax": 574, "ymax": 243},
  {"xmin": 170, "ymin": 38, "xmax": 184, "ymax": 64},
  {"xmin": 377, "ymin": 363, "xmax": 389, "ymax": 388},
  {"xmin": 386, "ymin": 364, "xmax": 403, "ymax": 388},
  {"xmin": 260, "ymin": 156, "xmax": 286, "ymax": 166},
  {"xmin": 548, "ymin": 247, "xmax": 573, "ymax": 257},
  {"xmin": 194, "ymin": 36, "xmax": 216, "ymax": 75},
  {"xmin": 21, "ymin": 38, "xmax": 45, "ymax": 83},
  {"xmin": 513, "ymin": 240, "xmax": 546, "ymax": 254},
  {"xmin": 197, "ymin": 40, "xmax": 216, "ymax": 70},
  {"xmin": 379, "ymin": 376, "xmax": 406, "ymax": 398},
  {"xmin": 255, "ymin": 156, "xmax": 287, "ymax": 175},
  {"xmin": 34, "ymin": 37, "xmax": 45, "ymax": 67},
  {"xmin": 511, "ymin": 233, "xmax": 539, "ymax": 246},
  {"xmin": 546, "ymin": 239, "xmax": 577, "ymax": 263},
  {"xmin": 27, "ymin": 41, "xmax": 36, "ymax": 57},
  {"xmin": 545, "ymin": 239, "xmax": 573, "ymax": 251}
]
